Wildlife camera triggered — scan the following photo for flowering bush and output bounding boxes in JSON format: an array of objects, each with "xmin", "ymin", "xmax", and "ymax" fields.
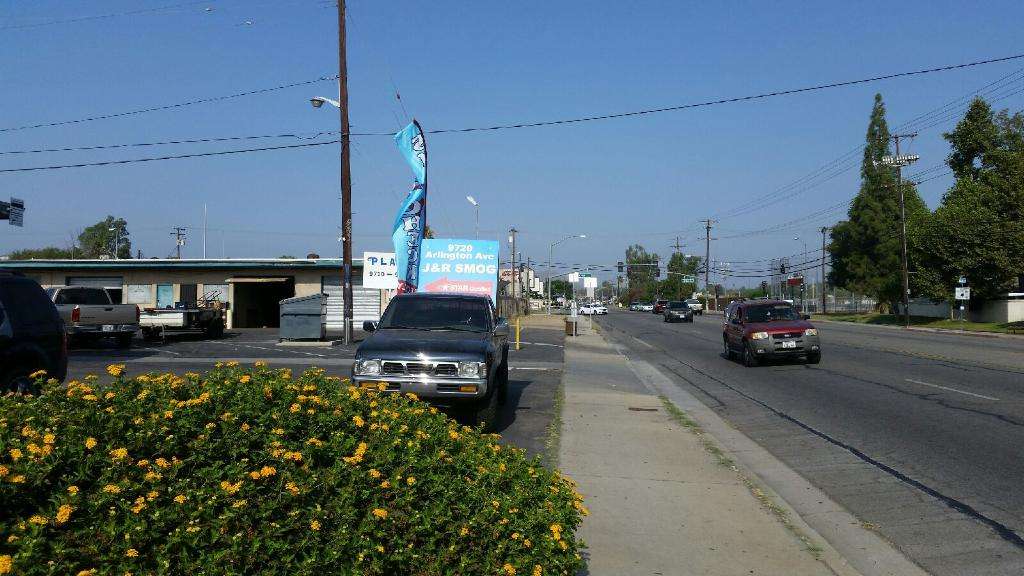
[{"xmin": 0, "ymin": 363, "xmax": 586, "ymax": 575}]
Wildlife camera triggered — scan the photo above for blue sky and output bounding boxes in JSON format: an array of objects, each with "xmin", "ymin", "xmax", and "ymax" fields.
[{"xmin": 2, "ymin": 0, "xmax": 1023, "ymax": 286}]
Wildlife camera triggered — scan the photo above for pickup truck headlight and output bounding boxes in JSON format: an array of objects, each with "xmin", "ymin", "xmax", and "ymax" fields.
[
  {"xmin": 804, "ymin": 328, "xmax": 818, "ymax": 336},
  {"xmin": 751, "ymin": 331, "xmax": 769, "ymax": 340},
  {"xmin": 354, "ymin": 359, "xmax": 381, "ymax": 376},
  {"xmin": 458, "ymin": 361, "xmax": 486, "ymax": 378}
]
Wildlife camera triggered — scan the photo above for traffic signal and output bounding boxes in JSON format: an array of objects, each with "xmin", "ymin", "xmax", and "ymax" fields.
[
  {"xmin": 617, "ymin": 261, "xmax": 624, "ymax": 273},
  {"xmin": 654, "ymin": 266, "xmax": 661, "ymax": 278},
  {"xmin": 779, "ymin": 263, "xmax": 787, "ymax": 274}
]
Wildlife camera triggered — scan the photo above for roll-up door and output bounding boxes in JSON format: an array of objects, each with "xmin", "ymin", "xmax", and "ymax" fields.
[
  {"xmin": 322, "ymin": 275, "xmax": 381, "ymax": 330},
  {"xmin": 67, "ymin": 276, "xmax": 124, "ymax": 303}
]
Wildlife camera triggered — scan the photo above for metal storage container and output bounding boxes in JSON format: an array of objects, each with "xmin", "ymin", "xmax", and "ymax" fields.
[{"xmin": 279, "ymin": 294, "xmax": 326, "ymax": 340}]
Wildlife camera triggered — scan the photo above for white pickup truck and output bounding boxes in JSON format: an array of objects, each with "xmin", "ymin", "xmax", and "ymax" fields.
[{"xmin": 46, "ymin": 286, "xmax": 140, "ymax": 348}]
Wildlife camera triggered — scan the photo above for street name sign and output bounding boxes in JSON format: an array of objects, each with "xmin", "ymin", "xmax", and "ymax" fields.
[{"xmin": 955, "ymin": 287, "xmax": 971, "ymax": 301}]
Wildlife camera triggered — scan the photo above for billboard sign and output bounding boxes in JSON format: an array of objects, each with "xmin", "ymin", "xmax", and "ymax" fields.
[
  {"xmin": 418, "ymin": 239, "xmax": 499, "ymax": 302},
  {"xmin": 362, "ymin": 251, "xmax": 398, "ymax": 289}
]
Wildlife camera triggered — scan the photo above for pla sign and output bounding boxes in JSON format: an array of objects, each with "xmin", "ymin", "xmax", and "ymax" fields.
[
  {"xmin": 362, "ymin": 252, "xmax": 398, "ymax": 289},
  {"xmin": 418, "ymin": 239, "xmax": 499, "ymax": 302}
]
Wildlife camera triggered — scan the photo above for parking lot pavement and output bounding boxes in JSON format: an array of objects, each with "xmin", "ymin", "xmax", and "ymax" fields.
[{"xmin": 65, "ymin": 321, "xmax": 565, "ymax": 461}]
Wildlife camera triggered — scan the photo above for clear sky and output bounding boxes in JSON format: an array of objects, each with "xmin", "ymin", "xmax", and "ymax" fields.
[{"xmin": 2, "ymin": 0, "xmax": 1023, "ymax": 287}]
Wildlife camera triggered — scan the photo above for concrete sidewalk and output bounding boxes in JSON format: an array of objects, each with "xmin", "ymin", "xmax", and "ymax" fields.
[{"xmin": 558, "ymin": 323, "xmax": 856, "ymax": 576}]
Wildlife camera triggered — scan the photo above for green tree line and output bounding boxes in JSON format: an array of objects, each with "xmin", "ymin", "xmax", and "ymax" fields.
[{"xmin": 830, "ymin": 94, "xmax": 1023, "ymax": 310}]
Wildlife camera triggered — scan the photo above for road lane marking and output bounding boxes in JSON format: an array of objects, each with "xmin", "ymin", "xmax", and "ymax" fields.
[
  {"xmin": 632, "ymin": 335, "xmax": 654, "ymax": 349},
  {"xmin": 905, "ymin": 378, "xmax": 999, "ymax": 401},
  {"xmin": 136, "ymin": 347, "xmax": 182, "ymax": 356}
]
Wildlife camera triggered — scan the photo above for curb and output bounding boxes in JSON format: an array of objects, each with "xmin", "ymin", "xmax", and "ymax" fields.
[{"xmin": 813, "ymin": 317, "xmax": 1024, "ymax": 340}]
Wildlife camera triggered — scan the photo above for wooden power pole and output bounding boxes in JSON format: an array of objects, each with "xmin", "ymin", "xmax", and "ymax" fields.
[{"xmin": 338, "ymin": 0, "xmax": 354, "ymax": 344}]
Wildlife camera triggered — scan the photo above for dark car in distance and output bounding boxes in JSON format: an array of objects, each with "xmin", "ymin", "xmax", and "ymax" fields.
[
  {"xmin": 0, "ymin": 272, "xmax": 68, "ymax": 393},
  {"xmin": 723, "ymin": 300, "xmax": 820, "ymax": 367},
  {"xmin": 353, "ymin": 293, "xmax": 509, "ymax": 430},
  {"xmin": 663, "ymin": 301, "xmax": 694, "ymax": 323},
  {"xmin": 652, "ymin": 299, "xmax": 669, "ymax": 314}
]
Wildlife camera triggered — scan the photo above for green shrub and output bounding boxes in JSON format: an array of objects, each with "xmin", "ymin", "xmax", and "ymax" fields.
[{"xmin": 0, "ymin": 363, "xmax": 586, "ymax": 575}]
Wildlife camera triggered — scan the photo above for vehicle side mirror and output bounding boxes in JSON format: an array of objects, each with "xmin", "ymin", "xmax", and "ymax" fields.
[{"xmin": 362, "ymin": 321, "xmax": 377, "ymax": 332}]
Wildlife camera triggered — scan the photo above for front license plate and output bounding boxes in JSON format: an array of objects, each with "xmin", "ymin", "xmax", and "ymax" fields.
[
  {"xmin": 781, "ymin": 340, "xmax": 796, "ymax": 349},
  {"xmin": 102, "ymin": 325, "xmax": 114, "ymax": 332}
]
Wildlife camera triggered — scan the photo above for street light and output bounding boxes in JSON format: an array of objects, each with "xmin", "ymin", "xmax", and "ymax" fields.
[
  {"xmin": 309, "ymin": 86, "xmax": 354, "ymax": 344},
  {"xmin": 466, "ymin": 196, "xmax": 479, "ymax": 238},
  {"xmin": 794, "ymin": 236, "xmax": 808, "ymax": 313},
  {"xmin": 547, "ymin": 234, "xmax": 586, "ymax": 315},
  {"xmin": 109, "ymin": 227, "xmax": 120, "ymax": 260}
]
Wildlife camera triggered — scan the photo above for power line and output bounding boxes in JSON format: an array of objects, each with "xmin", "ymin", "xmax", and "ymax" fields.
[
  {"xmin": 0, "ymin": 131, "xmax": 340, "ymax": 155},
  {"xmin": 0, "ymin": 139, "xmax": 339, "ymax": 173},
  {"xmin": 0, "ymin": 75, "xmax": 339, "ymax": 134},
  {"xmin": 422, "ymin": 53, "xmax": 1024, "ymax": 135},
  {"xmin": 0, "ymin": 0, "xmax": 214, "ymax": 31}
]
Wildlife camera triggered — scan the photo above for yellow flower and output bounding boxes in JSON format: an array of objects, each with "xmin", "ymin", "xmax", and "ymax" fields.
[
  {"xmin": 459, "ymin": 526, "xmax": 470, "ymax": 537},
  {"xmin": 219, "ymin": 480, "xmax": 243, "ymax": 495},
  {"xmin": 144, "ymin": 471, "xmax": 162, "ymax": 481},
  {"xmin": 9, "ymin": 475, "xmax": 25, "ymax": 484},
  {"xmin": 406, "ymin": 476, "xmax": 416, "ymax": 485},
  {"xmin": 375, "ymin": 545, "xmax": 385, "ymax": 553},
  {"xmin": 352, "ymin": 415, "xmax": 365, "ymax": 427},
  {"xmin": 239, "ymin": 375, "xmax": 251, "ymax": 384},
  {"xmin": 369, "ymin": 469, "xmax": 381, "ymax": 479},
  {"xmin": 104, "ymin": 392, "xmax": 116, "ymax": 400},
  {"xmin": 0, "ymin": 554, "xmax": 11, "ymax": 575},
  {"xmin": 259, "ymin": 466, "xmax": 276, "ymax": 477},
  {"xmin": 29, "ymin": 369, "xmax": 47, "ymax": 378},
  {"xmin": 372, "ymin": 508, "xmax": 388, "ymax": 520},
  {"xmin": 84, "ymin": 437, "xmax": 97, "ymax": 450},
  {"xmin": 240, "ymin": 422, "xmax": 250, "ymax": 432},
  {"xmin": 226, "ymin": 360, "xmax": 239, "ymax": 367},
  {"xmin": 110, "ymin": 447, "xmax": 128, "ymax": 461},
  {"xmin": 272, "ymin": 428, "xmax": 285, "ymax": 435},
  {"xmin": 76, "ymin": 570, "xmax": 96, "ymax": 576},
  {"xmin": 42, "ymin": 433, "xmax": 56, "ymax": 445},
  {"xmin": 102, "ymin": 484, "xmax": 122, "ymax": 494},
  {"xmin": 448, "ymin": 430, "xmax": 460, "ymax": 440},
  {"xmin": 146, "ymin": 490, "xmax": 159, "ymax": 500},
  {"xmin": 380, "ymin": 480, "xmax": 391, "ymax": 489},
  {"xmin": 503, "ymin": 563, "xmax": 517, "ymax": 575},
  {"xmin": 154, "ymin": 458, "xmax": 170, "ymax": 468},
  {"xmin": 285, "ymin": 481, "xmax": 300, "ymax": 495},
  {"xmin": 0, "ymin": 465, "xmax": 7, "ymax": 477},
  {"xmin": 67, "ymin": 485, "xmax": 79, "ymax": 495},
  {"xmin": 532, "ymin": 565, "xmax": 543, "ymax": 576},
  {"xmin": 125, "ymin": 548, "xmax": 139, "ymax": 558},
  {"xmin": 549, "ymin": 524, "xmax": 562, "ymax": 540},
  {"xmin": 310, "ymin": 520, "xmax": 321, "ymax": 531},
  {"xmin": 8, "ymin": 448, "xmax": 22, "ymax": 461},
  {"xmin": 106, "ymin": 364, "xmax": 125, "ymax": 377},
  {"xmin": 289, "ymin": 403, "xmax": 301, "ymax": 413},
  {"xmin": 136, "ymin": 459, "xmax": 150, "ymax": 468},
  {"xmin": 28, "ymin": 515, "xmax": 48, "ymax": 525},
  {"xmin": 254, "ymin": 361, "xmax": 267, "ymax": 368},
  {"xmin": 55, "ymin": 504, "xmax": 73, "ymax": 525},
  {"xmin": 173, "ymin": 495, "xmax": 187, "ymax": 504}
]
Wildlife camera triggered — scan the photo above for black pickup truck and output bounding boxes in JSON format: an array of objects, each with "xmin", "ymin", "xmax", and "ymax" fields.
[
  {"xmin": 0, "ymin": 272, "xmax": 68, "ymax": 393},
  {"xmin": 353, "ymin": 293, "xmax": 510, "ymax": 429}
]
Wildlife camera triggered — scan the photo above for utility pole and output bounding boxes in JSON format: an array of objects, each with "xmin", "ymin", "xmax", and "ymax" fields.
[
  {"xmin": 337, "ymin": 0, "xmax": 354, "ymax": 344},
  {"xmin": 882, "ymin": 133, "xmax": 918, "ymax": 329},
  {"xmin": 820, "ymin": 226, "xmax": 829, "ymax": 314},
  {"xmin": 171, "ymin": 227, "xmax": 187, "ymax": 259},
  {"xmin": 702, "ymin": 219, "xmax": 714, "ymax": 311},
  {"xmin": 203, "ymin": 203, "xmax": 208, "ymax": 259},
  {"xmin": 509, "ymin": 227, "xmax": 518, "ymax": 298},
  {"xmin": 670, "ymin": 236, "xmax": 685, "ymax": 254}
]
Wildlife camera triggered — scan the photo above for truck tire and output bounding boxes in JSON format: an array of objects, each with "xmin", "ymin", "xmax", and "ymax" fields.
[
  {"xmin": 2, "ymin": 366, "xmax": 41, "ymax": 396},
  {"xmin": 497, "ymin": 360, "xmax": 509, "ymax": 406}
]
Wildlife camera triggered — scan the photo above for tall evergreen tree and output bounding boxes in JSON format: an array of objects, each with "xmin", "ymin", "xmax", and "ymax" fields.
[{"xmin": 829, "ymin": 94, "xmax": 930, "ymax": 311}]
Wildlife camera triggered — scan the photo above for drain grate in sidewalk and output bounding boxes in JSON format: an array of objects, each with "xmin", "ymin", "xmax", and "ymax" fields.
[{"xmin": 628, "ymin": 406, "xmax": 659, "ymax": 412}]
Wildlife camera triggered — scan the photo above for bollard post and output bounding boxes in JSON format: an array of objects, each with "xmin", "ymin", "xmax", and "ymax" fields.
[{"xmin": 515, "ymin": 317, "xmax": 521, "ymax": 350}]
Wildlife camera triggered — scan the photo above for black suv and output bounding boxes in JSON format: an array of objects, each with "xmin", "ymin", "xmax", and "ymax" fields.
[{"xmin": 0, "ymin": 272, "xmax": 67, "ymax": 393}]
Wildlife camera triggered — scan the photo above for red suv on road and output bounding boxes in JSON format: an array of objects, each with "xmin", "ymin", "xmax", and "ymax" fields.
[
  {"xmin": 652, "ymin": 299, "xmax": 669, "ymax": 314},
  {"xmin": 723, "ymin": 300, "xmax": 820, "ymax": 367}
]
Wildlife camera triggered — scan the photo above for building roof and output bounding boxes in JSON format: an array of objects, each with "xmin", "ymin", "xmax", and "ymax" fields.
[{"xmin": 0, "ymin": 258, "xmax": 361, "ymax": 270}]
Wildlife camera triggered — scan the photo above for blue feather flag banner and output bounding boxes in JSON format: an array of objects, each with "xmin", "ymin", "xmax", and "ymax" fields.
[{"xmin": 392, "ymin": 121, "xmax": 427, "ymax": 293}]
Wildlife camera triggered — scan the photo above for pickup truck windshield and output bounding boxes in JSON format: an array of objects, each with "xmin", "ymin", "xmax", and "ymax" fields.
[
  {"xmin": 744, "ymin": 305, "xmax": 800, "ymax": 323},
  {"xmin": 49, "ymin": 287, "xmax": 110, "ymax": 305},
  {"xmin": 379, "ymin": 298, "xmax": 491, "ymax": 332},
  {"xmin": 668, "ymin": 302, "xmax": 688, "ymax": 309}
]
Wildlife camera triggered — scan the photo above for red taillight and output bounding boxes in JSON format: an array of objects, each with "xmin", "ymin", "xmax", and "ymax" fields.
[{"xmin": 71, "ymin": 306, "xmax": 81, "ymax": 323}]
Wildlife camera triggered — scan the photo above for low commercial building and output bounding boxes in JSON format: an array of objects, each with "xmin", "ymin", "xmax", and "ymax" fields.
[{"xmin": 2, "ymin": 258, "xmax": 384, "ymax": 330}]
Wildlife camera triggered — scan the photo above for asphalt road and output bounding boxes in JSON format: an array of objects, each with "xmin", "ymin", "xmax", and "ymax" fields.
[
  {"xmin": 595, "ymin": 310, "xmax": 1024, "ymax": 576},
  {"xmin": 64, "ymin": 325, "xmax": 564, "ymax": 461}
]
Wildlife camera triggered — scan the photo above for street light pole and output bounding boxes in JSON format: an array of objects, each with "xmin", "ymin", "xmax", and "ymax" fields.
[
  {"xmin": 547, "ymin": 234, "xmax": 585, "ymax": 314},
  {"xmin": 879, "ymin": 134, "xmax": 919, "ymax": 329},
  {"xmin": 466, "ymin": 196, "xmax": 479, "ymax": 238}
]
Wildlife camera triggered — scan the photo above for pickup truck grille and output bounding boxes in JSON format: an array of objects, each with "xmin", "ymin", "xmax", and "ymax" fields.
[{"xmin": 381, "ymin": 361, "xmax": 459, "ymax": 377}]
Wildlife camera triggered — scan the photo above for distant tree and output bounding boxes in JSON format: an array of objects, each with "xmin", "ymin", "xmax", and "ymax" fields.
[
  {"xmin": 546, "ymin": 279, "xmax": 573, "ymax": 301},
  {"xmin": 7, "ymin": 246, "xmax": 73, "ymax": 260},
  {"xmin": 625, "ymin": 244, "xmax": 659, "ymax": 302},
  {"xmin": 278, "ymin": 255, "xmax": 297, "ymax": 259},
  {"xmin": 829, "ymin": 94, "xmax": 931, "ymax": 311},
  {"xmin": 78, "ymin": 216, "xmax": 131, "ymax": 259},
  {"xmin": 917, "ymin": 98, "xmax": 1024, "ymax": 301},
  {"xmin": 658, "ymin": 252, "xmax": 701, "ymax": 300}
]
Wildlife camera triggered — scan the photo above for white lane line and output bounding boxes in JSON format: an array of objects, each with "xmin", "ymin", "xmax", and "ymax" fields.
[
  {"xmin": 136, "ymin": 347, "xmax": 182, "ymax": 356},
  {"xmin": 515, "ymin": 341, "xmax": 564, "ymax": 348},
  {"xmin": 205, "ymin": 341, "xmax": 327, "ymax": 358},
  {"xmin": 905, "ymin": 378, "xmax": 1000, "ymax": 401},
  {"xmin": 632, "ymin": 335, "xmax": 654, "ymax": 349}
]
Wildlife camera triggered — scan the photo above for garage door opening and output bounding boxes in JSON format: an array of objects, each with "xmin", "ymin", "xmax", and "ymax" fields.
[{"xmin": 228, "ymin": 277, "xmax": 294, "ymax": 328}]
